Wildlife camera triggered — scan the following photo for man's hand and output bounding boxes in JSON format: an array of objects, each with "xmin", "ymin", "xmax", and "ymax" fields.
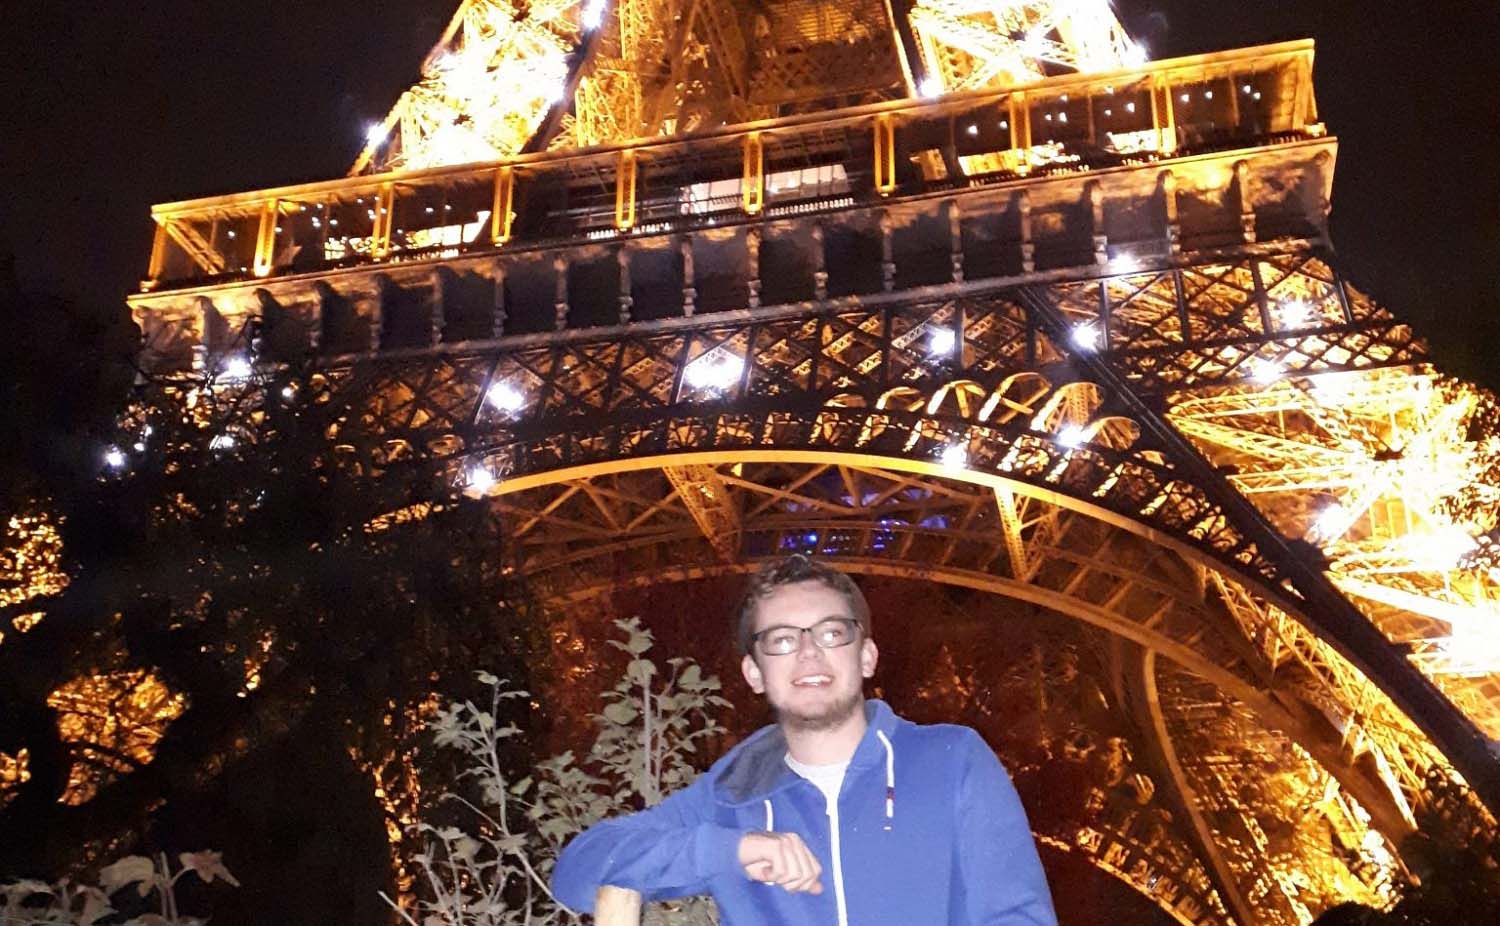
[{"xmin": 737, "ymin": 831, "xmax": 824, "ymax": 894}]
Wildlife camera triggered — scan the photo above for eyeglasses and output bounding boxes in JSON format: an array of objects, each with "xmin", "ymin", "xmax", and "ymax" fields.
[{"xmin": 751, "ymin": 618, "xmax": 862, "ymax": 656}]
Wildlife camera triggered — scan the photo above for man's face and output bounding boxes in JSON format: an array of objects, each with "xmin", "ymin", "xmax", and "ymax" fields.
[{"xmin": 740, "ymin": 580, "xmax": 878, "ymax": 731}]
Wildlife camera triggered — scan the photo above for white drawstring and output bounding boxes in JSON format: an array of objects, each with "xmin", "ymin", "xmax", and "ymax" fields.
[
  {"xmin": 764, "ymin": 798, "xmax": 774, "ymax": 831},
  {"xmin": 875, "ymin": 729, "xmax": 895, "ymax": 828}
]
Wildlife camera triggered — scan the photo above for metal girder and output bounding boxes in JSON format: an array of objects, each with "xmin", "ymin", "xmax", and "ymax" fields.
[
  {"xmin": 1125, "ymin": 645, "xmax": 1257, "ymax": 926},
  {"xmin": 497, "ymin": 461, "xmax": 1417, "ymax": 828},
  {"xmin": 661, "ymin": 464, "xmax": 740, "ymax": 561},
  {"xmin": 354, "ymin": 0, "xmax": 1145, "ymax": 172},
  {"xmin": 1015, "ymin": 282, "xmax": 1500, "ymax": 818}
]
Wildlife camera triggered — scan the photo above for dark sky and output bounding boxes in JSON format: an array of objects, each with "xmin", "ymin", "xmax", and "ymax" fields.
[{"xmin": 3, "ymin": 1, "xmax": 1497, "ymax": 381}]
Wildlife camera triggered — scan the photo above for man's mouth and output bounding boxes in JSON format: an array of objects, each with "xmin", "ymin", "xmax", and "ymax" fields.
[{"xmin": 792, "ymin": 674, "xmax": 833, "ymax": 687}]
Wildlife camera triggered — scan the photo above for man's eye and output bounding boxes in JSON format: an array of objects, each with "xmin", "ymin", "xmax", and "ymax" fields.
[
  {"xmin": 817, "ymin": 626, "xmax": 847, "ymax": 644},
  {"xmin": 767, "ymin": 632, "xmax": 798, "ymax": 648}
]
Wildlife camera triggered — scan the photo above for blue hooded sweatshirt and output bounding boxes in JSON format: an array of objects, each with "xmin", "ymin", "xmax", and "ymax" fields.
[{"xmin": 552, "ymin": 700, "xmax": 1057, "ymax": 926}]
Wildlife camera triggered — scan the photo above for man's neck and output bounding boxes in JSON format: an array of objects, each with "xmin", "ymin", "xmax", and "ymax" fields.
[{"xmin": 782, "ymin": 701, "xmax": 868, "ymax": 766}]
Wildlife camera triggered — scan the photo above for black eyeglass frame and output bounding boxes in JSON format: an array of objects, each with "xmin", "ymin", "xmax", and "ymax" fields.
[{"xmin": 750, "ymin": 617, "xmax": 863, "ymax": 656}]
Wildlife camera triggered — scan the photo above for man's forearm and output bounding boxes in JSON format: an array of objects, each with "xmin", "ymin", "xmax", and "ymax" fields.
[{"xmin": 551, "ymin": 817, "xmax": 745, "ymax": 912}]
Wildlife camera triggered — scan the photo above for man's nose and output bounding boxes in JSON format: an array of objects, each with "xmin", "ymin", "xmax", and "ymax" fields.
[{"xmin": 794, "ymin": 630, "xmax": 825, "ymax": 659}]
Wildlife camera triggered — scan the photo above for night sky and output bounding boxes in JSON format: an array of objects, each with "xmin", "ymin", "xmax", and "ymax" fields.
[{"xmin": 3, "ymin": 2, "xmax": 1496, "ymax": 383}]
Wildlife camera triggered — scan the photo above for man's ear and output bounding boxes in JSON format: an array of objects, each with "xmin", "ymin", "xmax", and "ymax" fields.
[
  {"xmin": 741, "ymin": 653, "xmax": 766, "ymax": 694},
  {"xmin": 860, "ymin": 638, "xmax": 879, "ymax": 679}
]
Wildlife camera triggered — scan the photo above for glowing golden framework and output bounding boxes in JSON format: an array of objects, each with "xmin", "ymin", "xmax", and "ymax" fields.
[
  {"xmin": 122, "ymin": 9, "xmax": 1500, "ymax": 921},
  {"xmin": 140, "ymin": 40, "xmax": 1319, "ymax": 289},
  {"xmin": 350, "ymin": 0, "xmax": 1144, "ymax": 174},
  {"xmin": 495, "ymin": 461, "xmax": 1413, "ymax": 924}
]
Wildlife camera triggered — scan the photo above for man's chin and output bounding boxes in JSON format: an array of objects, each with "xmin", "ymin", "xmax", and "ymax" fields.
[{"xmin": 775, "ymin": 689, "xmax": 864, "ymax": 731}]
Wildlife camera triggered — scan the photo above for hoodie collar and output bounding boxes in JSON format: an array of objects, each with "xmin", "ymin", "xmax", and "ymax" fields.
[{"xmin": 715, "ymin": 699, "xmax": 901, "ymax": 805}]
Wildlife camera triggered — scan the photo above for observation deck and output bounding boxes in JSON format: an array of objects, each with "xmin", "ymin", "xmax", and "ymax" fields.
[{"xmin": 130, "ymin": 41, "xmax": 1327, "ymax": 371}]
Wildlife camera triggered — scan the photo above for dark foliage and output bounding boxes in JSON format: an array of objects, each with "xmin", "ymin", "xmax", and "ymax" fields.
[{"xmin": 0, "ymin": 299, "xmax": 545, "ymax": 926}]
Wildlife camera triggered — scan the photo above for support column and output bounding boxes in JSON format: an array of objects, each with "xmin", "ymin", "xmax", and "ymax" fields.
[
  {"xmin": 617, "ymin": 248, "xmax": 634, "ymax": 324},
  {"xmin": 553, "ymin": 255, "xmax": 569, "ymax": 331},
  {"xmin": 947, "ymin": 199, "xmax": 964, "ymax": 283},
  {"xmin": 615, "ymin": 150, "xmax": 638, "ymax": 231},
  {"xmin": 145, "ymin": 219, "xmax": 169, "ymax": 290},
  {"xmin": 1160, "ymin": 170, "xmax": 1181, "ymax": 258},
  {"xmin": 1124, "ymin": 646, "xmax": 1259, "ymax": 926},
  {"xmin": 742, "ymin": 133, "xmax": 765, "ymax": 216},
  {"xmin": 873, "ymin": 114, "xmax": 897, "ymax": 195},
  {"xmin": 252, "ymin": 199, "xmax": 279, "ymax": 278},
  {"xmin": 491, "ymin": 261, "xmax": 507, "ymax": 337},
  {"xmin": 251, "ymin": 288, "xmax": 277, "ymax": 357},
  {"xmin": 681, "ymin": 237, "xmax": 696, "ymax": 317},
  {"xmin": 491, "ymin": 166, "xmax": 515, "ymax": 246},
  {"xmin": 1017, "ymin": 191, "xmax": 1035, "ymax": 273},
  {"xmin": 879, "ymin": 209, "xmax": 895, "ymax": 292},
  {"xmin": 430, "ymin": 268, "xmax": 449, "ymax": 346},
  {"xmin": 193, "ymin": 296, "xmax": 218, "ymax": 372},
  {"xmin": 495, "ymin": 165, "xmax": 519, "ymax": 246},
  {"xmin": 745, "ymin": 227, "xmax": 762, "ymax": 309},
  {"xmin": 1011, "ymin": 92, "xmax": 1032, "ymax": 175},
  {"xmin": 309, "ymin": 281, "xmax": 332, "ymax": 353},
  {"xmin": 370, "ymin": 275, "xmax": 390, "ymax": 351},
  {"xmin": 1087, "ymin": 181, "xmax": 1108, "ymax": 266},
  {"xmin": 1234, "ymin": 160, "xmax": 1256, "ymax": 244},
  {"xmin": 372, "ymin": 183, "xmax": 395, "ymax": 259},
  {"xmin": 812, "ymin": 221, "xmax": 827, "ymax": 302}
]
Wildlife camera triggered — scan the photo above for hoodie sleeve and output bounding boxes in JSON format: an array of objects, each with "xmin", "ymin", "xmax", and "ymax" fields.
[
  {"xmin": 956, "ymin": 731, "xmax": 1059, "ymax": 926},
  {"xmin": 550, "ymin": 771, "xmax": 746, "ymax": 914}
]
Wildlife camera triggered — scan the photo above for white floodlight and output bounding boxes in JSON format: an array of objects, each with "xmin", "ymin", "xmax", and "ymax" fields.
[
  {"xmin": 1249, "ymin": 359, "xmax": 1285, "ymax": 384},
  {"xmin": 919, "ymin": 75, "xmax": 944, "ymax": 99},
  {"xmin": 209, "ymin": 434, "xmax": 236, "ymax": 451},
  {"xmin": 582, "ymin": 0, "xmax": 607, "ymax": 30},
  {"xmin": 366, "ymin": 122, "xmax": 387, "ymax": 144},
  {"xmin": 104, "ymin": 447, "xmax": 127, "ymax": 470},
  {"xmin": 1057, "ymin": 425, "xmax": 1087, "ymax": 449},
  {"xmin": 684, "ymin": 353, "xmax": 745, "ymax": 393},
  {"xmin": 486, "ymin": 382, "xmax": 527, "ymax": 414},
  {"xmin": 929, "ymin": 328, "xmax": 958, "ymax": 357},
  {"xmin": 466, "ymin": 465, "xmax": 497, "ymax": 494},
  {"xmin": 938, "ymin": 444, "xmax": 968, "ymax": 470},
  {"xmin": 1070, "ymin": 323, "xmax": 1101, "ymax": 352},
  {"xmin": 1313, "ymin": 501, "xmax": 1347, "ymax": 539},
  {"xmin": 221, "ymin": 355, "xmax": 252, "ymax": 382},
  {"xmin": 1277, "ymin": 298, "xmax": 1313, "ymax": 329}
]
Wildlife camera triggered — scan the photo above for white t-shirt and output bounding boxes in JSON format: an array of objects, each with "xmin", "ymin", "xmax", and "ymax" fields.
[{"xmin": 785, "ymin": 753, "xmax": 849, "ymax": 811}]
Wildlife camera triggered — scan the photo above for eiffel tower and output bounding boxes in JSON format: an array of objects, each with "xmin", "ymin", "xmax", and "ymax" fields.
[{"xmin": 129, "ymin": 2, "xmax": 1500, "ymax": 923}]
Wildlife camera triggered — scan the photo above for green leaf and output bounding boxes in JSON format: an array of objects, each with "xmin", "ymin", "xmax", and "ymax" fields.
[
  {"xmin": 97, "ymin": 857, "xmax": 155, "ymax": 896},
  {"xmin": 178, "ymin": 850, "xmax": 241, "ymax": 887},
  {"xmin": 602, "ymin": 701, "xmax": 638, "ymax": 725}
]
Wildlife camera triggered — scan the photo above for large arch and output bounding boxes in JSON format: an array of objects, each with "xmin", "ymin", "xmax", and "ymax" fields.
[{"xmin": 484, "ymin": 455, "xmax": 1430, "ymax": 924}]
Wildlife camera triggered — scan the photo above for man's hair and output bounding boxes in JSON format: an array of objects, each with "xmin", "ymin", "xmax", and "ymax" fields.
[{"xmin": 733, "ymin": 554, "xmax": 871, "ymax": 655}]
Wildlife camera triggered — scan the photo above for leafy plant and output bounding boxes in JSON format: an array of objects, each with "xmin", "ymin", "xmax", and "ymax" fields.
[
  {"xmin": 392, "ymin": 618, "xmax": 731, "ymax": 926},
  {"xmin": 1, "ymin": 852, "xmax": 236, "ymax": 926}
]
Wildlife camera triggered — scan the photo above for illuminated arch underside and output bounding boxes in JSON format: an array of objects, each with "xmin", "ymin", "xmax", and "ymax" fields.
[{"xmin": 488, "ymin": 454, "xmax": 1443, "ymax": 925}]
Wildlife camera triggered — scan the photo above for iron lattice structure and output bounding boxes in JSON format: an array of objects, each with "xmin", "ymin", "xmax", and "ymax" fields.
[{"xmin": 128, "ymin": 4, "xmax": 1500, "ymax": 924}]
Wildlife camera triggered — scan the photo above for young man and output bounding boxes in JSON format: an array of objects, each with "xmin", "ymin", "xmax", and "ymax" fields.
[{"xmin": 552, "ymin": 555, "xmax": 1057, "ymax": 926}]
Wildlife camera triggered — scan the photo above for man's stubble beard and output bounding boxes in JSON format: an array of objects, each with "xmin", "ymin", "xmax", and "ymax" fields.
[{"xmin": 773, "ymin": 685, "xmax": 865, "ymax": 732}]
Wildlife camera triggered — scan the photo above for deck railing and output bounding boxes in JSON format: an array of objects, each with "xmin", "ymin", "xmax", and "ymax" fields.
[{"xmin": 140, "ymin": 41, "xmax": 1318, "ymax": 293}]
